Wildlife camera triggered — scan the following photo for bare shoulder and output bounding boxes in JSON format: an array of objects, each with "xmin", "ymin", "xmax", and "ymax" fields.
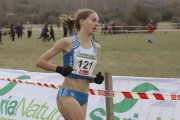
[
  {"xmin": 56, "ymin": 37, "xmax": 72, "ymax": 45},
  {"xmin": 53, "ymin": 37, "xmax": 72, "ymax": 51},
  {"xmin": 94, "ymin": 42, "xmax": 101, "ymax": 51},
  {"xmin": 56, "ymin": 37, "xmax": 72, "ymax": 46}
]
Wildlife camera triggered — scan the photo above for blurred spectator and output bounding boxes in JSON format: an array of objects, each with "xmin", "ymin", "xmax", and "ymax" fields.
[
  {"xmin": 16, "ymin": 22, "xmax": 23, "ymax": 38},
  {"xmin": 10, "ymin": 24, "xmax": 15, "ymax": 41},
  {"xmin": 0, "ymin": 29, "xmax": 2, "ymax": 44},
  {"xmin": 63, "ymin": 24, "xmax": 68, "ymax": 37},
  {"xmin": 42, "ymin": 24, "xmax": 49, "ymax": 42},
  {"xmin": 49, "ymin": 24, "xmax": 55, "ymax": 42},
  {"xmin": 26, "ymin": 22, "xmax": 32, "ymax": 38},
  {"xmin": 147, "ymin": 19, "xmax": 154, "ymax": 43},
  {"xmin": 107, "ymin": 24, "xmax": 112, "ymax": 34},
  {"xmin": 101, "ymin": 23, "xmax": 105, "ymax": 34},
  {"xmin": 38, "ymin": 25, "xmax": 45, "ymax": 40}
]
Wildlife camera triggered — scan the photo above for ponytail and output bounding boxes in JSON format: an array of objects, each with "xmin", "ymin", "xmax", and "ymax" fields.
[{"xmin": 59, "ymin": 15, "xmax": 75, "ymax": 34}]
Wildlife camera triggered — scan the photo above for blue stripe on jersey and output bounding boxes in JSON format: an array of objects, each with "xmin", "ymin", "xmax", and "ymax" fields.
[
  {"xmin": 63, "ymin": 49, "xmax": 74, "ymax": 67},
  {"xmin": 68, "ymin": 73, "xmax": 93, "ymax": 80},
  {"xmin": 92, "ymin": 41, "xmax": 97, "ymax": 54},
  {"xmin": 73, "ymin": 34, "xmax": 79, "ymax": 49}
]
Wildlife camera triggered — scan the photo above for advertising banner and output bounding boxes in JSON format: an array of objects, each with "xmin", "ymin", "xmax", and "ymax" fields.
[
  {"xmin": 0, "ymin": 69, "xmax": 180, "ymax": 120},
  {"xmin": 87, "ymin": 76, "xmax": 180, "ymax": 120}
]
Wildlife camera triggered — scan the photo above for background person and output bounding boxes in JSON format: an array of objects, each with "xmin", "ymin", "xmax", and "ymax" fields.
[
  {"xmin": 16, "ymin": 22, "xmax": 23, "ymax": 38},
  {"xmin": 63, "ymin": 24, "xmax": 68, "ymax": 37},
  {"xmin": 26, "ymin": 22, "xmax": 32, "ymax": 38},
  {"xmin": 49, "ymin": 24, "xmax": 55, "ymax": 42},
  {"xmin": 42, "ymin": 24, "xmax": 49, "ymax": 42},
  {"xmin": 10, "ymin": 23, "xmax": 15, "ymax": 41},
  {"xmin": 148, "ymin": 19, "xmax": 154, "ymax": 43},
  {"xmin": 38, "ymin": 24, "xmax": 45, "ymax": 40},
  {"xmin": 0, "ymin": 29, "xmax": 2, "ymax": 44},
  {"xmin": 36, "ymin": 8, "xmax": 104, "ymax": 120}
]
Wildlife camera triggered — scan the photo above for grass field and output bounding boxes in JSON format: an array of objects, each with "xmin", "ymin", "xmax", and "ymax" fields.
[{"xmin": 0, "ymin": 29, "xmax": 180, "ymax": 78}]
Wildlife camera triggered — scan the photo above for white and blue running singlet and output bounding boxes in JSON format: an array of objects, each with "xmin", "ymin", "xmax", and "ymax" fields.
[{"xmin": 63, "ymin": 34, "xmax": 97, "ymax": 80}]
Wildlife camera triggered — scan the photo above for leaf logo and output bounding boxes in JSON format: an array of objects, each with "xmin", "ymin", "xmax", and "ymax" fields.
[
  {"xmin": 0, "ymin": 75, "xmax": 30, "ymax": 96},
  {"xmin": 114, "ymin": 83, "xmax": 159, "ymax": 113}
]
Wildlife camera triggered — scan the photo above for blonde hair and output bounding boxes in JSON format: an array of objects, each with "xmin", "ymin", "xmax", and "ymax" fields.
[{"xmin": 59, "ymin": 8, "xmax": 96, "ymax": 33}]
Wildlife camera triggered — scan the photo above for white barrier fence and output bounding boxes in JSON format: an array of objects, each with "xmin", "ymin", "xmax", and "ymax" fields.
[{"xmin": 0, "ymin": 69, "xmax": 180, "ymax": 120}]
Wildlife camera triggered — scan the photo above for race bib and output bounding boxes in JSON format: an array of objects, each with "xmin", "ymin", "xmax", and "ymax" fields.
[{"xmin": 72, "ymin": 51, "xmax": 97, "ymax": 76}]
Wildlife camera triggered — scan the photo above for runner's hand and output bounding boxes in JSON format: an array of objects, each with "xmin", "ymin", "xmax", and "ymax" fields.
[
  {"xmin": 56, "ymin": 66, "xmax": 73, "ymax": 77},
  {"xmin": 94, "ymin": 72, "xmax": 104, "ymax": 84}
]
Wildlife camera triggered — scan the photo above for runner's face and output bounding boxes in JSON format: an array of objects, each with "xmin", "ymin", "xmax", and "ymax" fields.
[{"xmin": 82, "ymin": 13, "xmax": 99, "ymax": 35}]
